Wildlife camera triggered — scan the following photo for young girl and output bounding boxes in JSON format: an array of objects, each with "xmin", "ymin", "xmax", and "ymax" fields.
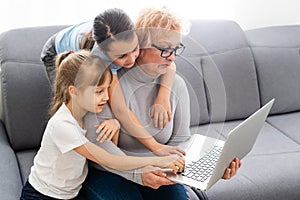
[
  {"xmin": 20, "ymin": 50, "xmax": 184, "ymax": 200},
  {"xmin": 41, "ymin": 8, "xmax": 184, "ymax": 156}
]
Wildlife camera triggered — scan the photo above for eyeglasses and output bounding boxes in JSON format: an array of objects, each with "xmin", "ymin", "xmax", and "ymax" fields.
[{"xmin": 151, "ymin": 43, "xmax": 185, "ymax": 58}]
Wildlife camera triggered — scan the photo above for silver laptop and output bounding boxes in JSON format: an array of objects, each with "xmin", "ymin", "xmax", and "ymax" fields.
[{"xmin": 167, "ymin": 98, "xmax": 274, "ymax": 191}]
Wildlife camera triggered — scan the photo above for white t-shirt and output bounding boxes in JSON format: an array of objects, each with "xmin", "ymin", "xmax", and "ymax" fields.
[{"xmin": 29, "ymin": 103, "xmax": 89, "ymax": 199}]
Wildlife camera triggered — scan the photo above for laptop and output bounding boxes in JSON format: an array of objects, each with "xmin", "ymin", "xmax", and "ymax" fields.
[{"xmin": 166, "ymin": 98, "xmax": 274, "ymax": 191}]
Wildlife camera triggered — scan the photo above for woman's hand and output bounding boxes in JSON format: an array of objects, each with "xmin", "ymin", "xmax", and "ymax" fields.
[
  {"xmin": 159, "ymin": 154, "xmax": 185, "ymax": 173},
  {"xmin": 152, "ymin": 144, "xmax": 186, "ymax": 157},
  {"xmin": 222, "ymin": 157, "xmax": 242, "ymax": 180},
  {"xmin": 150, "ymin": 100, "xmax": 172, "ymax": 129},
  {"xmin": 95, "ymin": 119, "xmax": 120, "ymax": 143},
  {"xmin": 141, "ymin": 166, "xmax": 176, "ymax": 189}
]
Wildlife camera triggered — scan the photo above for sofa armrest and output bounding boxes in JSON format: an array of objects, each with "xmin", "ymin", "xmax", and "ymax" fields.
[{"xmin": 0, "ymin": 120, "xmax": 23, "ymax": 200}]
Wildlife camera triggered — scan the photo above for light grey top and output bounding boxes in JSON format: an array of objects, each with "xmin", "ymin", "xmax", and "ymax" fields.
[{"xmin": 83, "ymin": 64, "xmax": 191, "ymax": 185}]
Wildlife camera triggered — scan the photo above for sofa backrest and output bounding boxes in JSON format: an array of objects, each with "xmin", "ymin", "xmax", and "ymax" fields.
[
  {"xmin": 176, "ymin": 35, "xmax": 209, "ymax": 125},
  {"xmin": 0, "ymin": 26, "xmax": 65, "ymax": 151},
  {"xmin": 245, "ymin": 26, "xmax": 300, "ymax": 115},
  {"xmin": 177, "ymin": 20, "xmax": 260, "ymax": 125}
]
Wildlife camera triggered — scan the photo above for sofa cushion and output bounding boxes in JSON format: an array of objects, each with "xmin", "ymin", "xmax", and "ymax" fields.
[
  {"xmin": 202, "ymin": 48, "xmax": 260, "ymax": 122},
  {"xmin": 196, "ymin": 119, "xmax": 300, "ymax": 155},
  {"xmin": 1, "ymin": 62, "xmax": 51, "ymax": 150},
  {"xmin": 219, "ymin": 120, "xmax": 300, "ymax": 154},
  {"xmin": 246, "ymin": 26, "xmax": 300, "ymax": 114},
  {"xmin": 186, "ymin": 20, "xmax": 260, "ymax": 122},
  {"xmin": 0, "ymin": 26, "xmax": 66, "ymax": 151},
  {"xmin": 206, "ymin": 152, "xmax": 300, "ymax": 200},
  {"xmin": 190, "ymin": 124, "xmax": 226, "ymax": 140},
  {"xmin": 0, "ymin": 122, "xmax": 23, "ymax": 199},
  {"xmin": 16, "ymin": 150, "xmax": 37, "ymax": 184},
  {"xmin": 267, "ymin": 111, "xmax": 300, "ymax": 144},
  {"xmin": 176, "ymin": 55, "xmax": 209, "ymax": 126},
  {"xmin": 0, "ymin": 26, "xmax": 66, "ymax": 64}
]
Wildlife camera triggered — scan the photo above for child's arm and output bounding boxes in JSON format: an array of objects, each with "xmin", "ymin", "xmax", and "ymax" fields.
[
  {"xmin": 95, "ymin": 118, "xmax": 120, "ymax": 145},
  {"xmin": 111, "ymin": 127, "xmax": 119, "ymax": 145},
  {"xmin": 151, "ymin": 62, "xmax": 176, "ymax": 129},
  {"xmin": 109, "ymin": 74, "xmax": 185, "ymax": 156},
  {"xmin": 74, "ymin": 141, "xmax": 184, "ymax": 172}
]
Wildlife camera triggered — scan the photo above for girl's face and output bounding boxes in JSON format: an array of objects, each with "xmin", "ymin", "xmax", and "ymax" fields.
[
  {"xmin": 137, "ymin": 31, "xmax": 182, "ymax": 76},
  {"xmin": 77, "ymin": 75, "xmax": 111, "ymax": 114},
  {"xmin": 105, "ymin": 34, "xmax": 139, "ymax": 68}
]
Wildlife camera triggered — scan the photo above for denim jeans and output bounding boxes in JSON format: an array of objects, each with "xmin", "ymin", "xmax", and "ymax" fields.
[
  {"xmin": 20, "ymin": 180, "xmax": 58, "ymax": 200},
  {"xmin": 20, "ymin": 180, "xmax": 84, "ymax": 200},
  {"xmin": 40, "ymin": 33, "xmax": 57, "ymax": 86},
  {"xmin": 81, "ymin": 168, "xmax": 188, "ymax": 200}
]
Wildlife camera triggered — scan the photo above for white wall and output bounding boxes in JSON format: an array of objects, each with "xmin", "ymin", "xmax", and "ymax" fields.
[
  {"xmin": 234, "ymin": 0, "xmax": 300, "ymax": 30},
  {"xmin": 1, "ymin": 0, "xmax": 300, "ymax": 33}
]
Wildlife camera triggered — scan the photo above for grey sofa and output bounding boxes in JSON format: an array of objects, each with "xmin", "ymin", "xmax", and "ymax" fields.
[{"xmin": 0, "ymin": 20, "xmax": 299, "ymax": 200}]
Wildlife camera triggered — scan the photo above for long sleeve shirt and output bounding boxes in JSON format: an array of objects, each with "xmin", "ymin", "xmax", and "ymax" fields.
[{"xmin": 83, "ymin": 64, "xmax": 191, "ymax": 185}]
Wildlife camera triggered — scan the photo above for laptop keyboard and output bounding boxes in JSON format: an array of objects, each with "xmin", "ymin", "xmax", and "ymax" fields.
[{"xmin": 182, "ymin": 145, "xmax": 223, "ymax": 182}]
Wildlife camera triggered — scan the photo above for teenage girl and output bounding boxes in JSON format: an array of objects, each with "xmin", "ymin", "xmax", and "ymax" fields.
[{"xmin": 41, "ymin": 8, "xmax": 185, "ymax": 156}]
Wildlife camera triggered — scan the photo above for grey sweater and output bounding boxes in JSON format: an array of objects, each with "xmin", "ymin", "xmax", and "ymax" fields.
[{"xmin": 84, "ymin": 64, "xmax": 191, "ymax": 185}]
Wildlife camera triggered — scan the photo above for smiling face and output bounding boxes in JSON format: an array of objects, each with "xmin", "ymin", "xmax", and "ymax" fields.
[
  {"xmin": 99, "ymin": 33, "xmax": 140, "ymax": 69},
  {"xmin": 76, "ymin": 72, "xmax": 111, "ymax": 114}
]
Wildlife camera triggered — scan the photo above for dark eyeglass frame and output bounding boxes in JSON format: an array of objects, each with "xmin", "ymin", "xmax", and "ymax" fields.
[{"xmin": 151, "ymin": 43, "xmax": 186, "ymax": 58}]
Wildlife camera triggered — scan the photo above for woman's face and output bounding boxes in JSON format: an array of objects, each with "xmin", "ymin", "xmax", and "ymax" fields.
[
  {"xmin": 137, "ymin": 31, "xmax": 182, "ymax": 76},
  {"xmin": 105, "ymin": 34, "xmax": 139, "ymax": 69}
]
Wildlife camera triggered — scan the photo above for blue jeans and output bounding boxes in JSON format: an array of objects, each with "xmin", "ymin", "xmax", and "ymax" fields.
[
  {"xmin": 20, "ymin": 180, "xmax": 84, "ymax": 200},
  {"xmin": 81, "ymin": 168, "xmax": 188, "ymax": 200},
  {"xmin": 20, "ymin": 180, "xmax": 58, "ymax": 200}
]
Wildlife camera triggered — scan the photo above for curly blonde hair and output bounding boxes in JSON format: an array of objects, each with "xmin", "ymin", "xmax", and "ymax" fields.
[{"xmin": 135, "ymin": 7, "xmax": 189, "ymax": 48}]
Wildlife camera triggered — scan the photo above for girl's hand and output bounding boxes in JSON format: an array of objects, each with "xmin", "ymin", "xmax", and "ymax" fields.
[
  {"xmin": 150, "ymin": 100, "xmax": 172, "ymax": 129},
  {"xmin": 159, "ymin": 154, "xmax": 185, "ymax": 173},
  {"xmin": 95, "ymin": 119, "xmax": 120, "ymax": 143},
  {"xmin": 153, "ymin": 144, "xmax": 186, "ymax": 157}
]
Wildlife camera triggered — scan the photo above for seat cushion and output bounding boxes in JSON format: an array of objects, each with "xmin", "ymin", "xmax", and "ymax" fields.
[
  {"xmin": 267, "ymin": 111, "xmax": 300, "ymax": 144},
  {"xmin": 16, "ymin": 150, "xmax": 38, "ymax": 184},
  {"xmin": 206, "ymin": 152, "xmax": 300, "ymax": 200}
]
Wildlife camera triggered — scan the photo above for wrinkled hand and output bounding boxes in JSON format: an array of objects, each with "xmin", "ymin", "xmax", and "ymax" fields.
[
  {"xmin": 153, "ymin": 144, "xmax": 186, "ymax": 157},
  {"xmin": 141, "ymin": 166, "xmax": 176, "ymax": 189},
  {"xmin": 95, "ymin": 119, "xmax": 120, "ymax": 143},
  {"xmin": 222, "ymin": 157, "xmax": 242, "ymax": 180},
  {"xmin": 150, "ymin": 101, "xmax": 172, "ymax": 129}
]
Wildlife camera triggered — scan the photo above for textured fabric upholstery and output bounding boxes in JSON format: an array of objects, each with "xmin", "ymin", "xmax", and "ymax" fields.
[
  {"xmin": 1, "ymin": 21, "xmax": 300, "ymax": 200},
  {"xmin": 246, "ymin": 26, "xmax": 300, "ymax": 114},
  {"xmin": 185, "ymin": 20, "xmax": 260, "ymax": 122}
]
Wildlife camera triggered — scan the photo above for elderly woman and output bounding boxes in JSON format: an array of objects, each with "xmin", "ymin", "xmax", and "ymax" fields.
[{"xmin": 82, "ymin": 7, "xmax": 241, "ymax": 200}]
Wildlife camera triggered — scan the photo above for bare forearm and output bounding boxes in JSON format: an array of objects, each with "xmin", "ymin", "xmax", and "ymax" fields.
[
  {"xmin": 109, "ymin": 75, "xmax": 161, "ymax": 152},
  {"xmin": 76, "ymin": 142, "xmax": 165, "ymax": 170},
  {"xmin": 114, "ymin": 109, "xmax": 162, "ymax": 152},
  {"xmin": 157, "ymin": 62, "xmax": 176, "ymax": 101}
]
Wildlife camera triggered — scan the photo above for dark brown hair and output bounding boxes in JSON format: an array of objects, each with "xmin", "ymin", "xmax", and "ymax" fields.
[{"xmin": 93, "ymin": 8, "xmax": 136, "ymax": 51}]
